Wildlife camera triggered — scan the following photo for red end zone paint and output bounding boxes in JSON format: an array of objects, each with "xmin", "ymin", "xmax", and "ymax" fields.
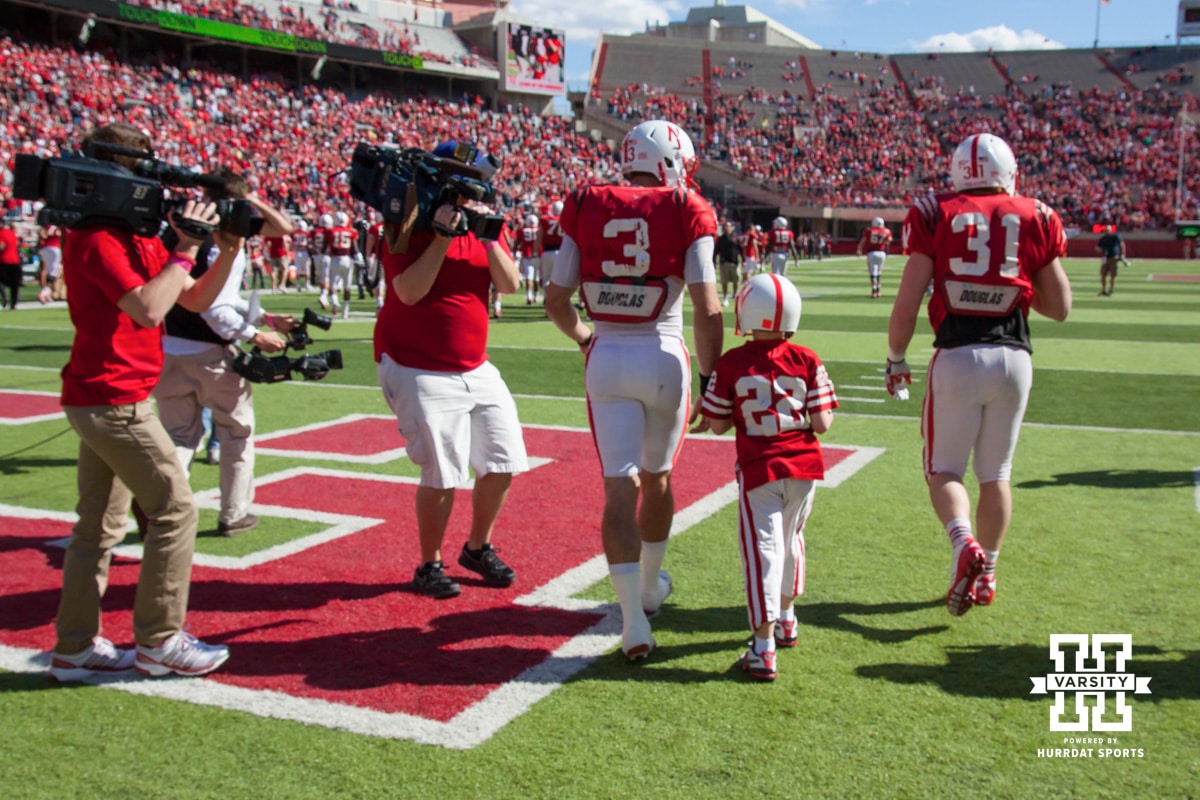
[
  {"xmin": 0, "ymin": 423, "xmax": 860, "ymax": 730},
  {"xmin": 257, "ymin": 416, "xmax": 402, "ymax": 458},
  {"xmin": 0, "ymin": 390, "xmax": 63, "ymax": 424}
]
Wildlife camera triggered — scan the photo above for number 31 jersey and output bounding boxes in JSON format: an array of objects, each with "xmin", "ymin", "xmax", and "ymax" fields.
[
  {"xmin": 701, "ymin": 340, "xmax": 838, "ymax": 490},
  {"xmin": 559, "ymin": 183, "xmax": 716, "ymax": 335},
  {"xmin": 905, "ymin": 192, "xmax": 1066, "ymax": 353}
]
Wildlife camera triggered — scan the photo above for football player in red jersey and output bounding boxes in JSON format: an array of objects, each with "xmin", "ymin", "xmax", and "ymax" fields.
[
  {"xmin": 328, "ymin": 211, "xmax": 358, "ymax": 318},
  {"xmin": 739, "ymin": 223, "xmax": 761, "ymax": 280},
  {"xmin": 291, "ymin": 220, "xmax": 311, "ymax": 293},
  {"xmin": 857, "ymin": 216, "xmax": 894, "ymax": 298},
  {"xmin": 517, "ymin": 213, "xmax": 542, "ymax": 304},
  {"xmin": 37, "ymin": 223, "xmax": 64, "ymax": 303},
  {"xmin": 701, "ymin": 274, "xmax": 837, "ymax": 681},
  {"xmin": 545, "ymin": 119, "xmax": 724, "ymax": 661},
  {"xmin": 768, "ymin": 216, "xmax": 797, "ymax": 276},
  {"xmin": 364, "ymin": 211, "xmax": 386, "ymax": 312},
  {"xmin": 539, "ymin": 200, "xmax": 564, "ymax": 302},
  {"xmin": 375, "ymin": 140, "xmax": 528, "ymax": 599},
  {"xmin": 886, "ymin": 133, "xmax": 1072, "ymax": 617},
  {"xmin": 263, "ymin": 230, "xmax": 289, "ymax": 293},
  {"xmin": 313, "ymin": 214, "xmax": 333, "ymax": 309}
]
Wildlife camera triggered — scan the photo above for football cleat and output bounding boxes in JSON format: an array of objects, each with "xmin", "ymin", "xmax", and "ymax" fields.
[
  {"xmin": 774, "ymin": 618, "xmax": 798, "ymax": 648},
  {"xmin": 975, "ymin": 572, "xmax": 996, "ymax": 606},
  {"xmin": 641, "ymin": 569, "xmax": 672, "ymax": 618},
  {"xmin": 621, "ymin": 616, "xmax": 655, "ymax": 662},
  {"xmin": 947, "ymin": 540, "xmax": 987, "ymax": 617},
  {"xmin": 739, "ymin": 647, "xmax": 777, "ymax": 681}
]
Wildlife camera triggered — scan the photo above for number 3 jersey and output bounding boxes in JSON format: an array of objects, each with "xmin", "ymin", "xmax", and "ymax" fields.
[
  {"xmin": 905, "ymin": 192, "xmax": 1066, "ymax": 353},
  {"xmin": 557, "ymin": 183, "xmax": 716, "ymax": 337},
  {"xmin": 701, "ymin": 340, "xmax": 839, "ymax": 490}
]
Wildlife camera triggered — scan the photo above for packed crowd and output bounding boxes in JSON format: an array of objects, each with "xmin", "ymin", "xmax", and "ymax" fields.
[
  {"xmin": 0, "ymin": 37, "xmax": 615, "ymax": 223},
  {"xmin": 127, "ymin": 0, "xmax": 486, "ymax": 67},
  {"xmin": 598, "ymin": 77, "xmax": 1200, "ymax": 226},
  {"xmin": 3, "ymin": 29, "xmax": 1198, "ymax": 231}
]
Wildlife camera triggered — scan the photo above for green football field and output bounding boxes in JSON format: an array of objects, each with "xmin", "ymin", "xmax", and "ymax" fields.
[{"xmin": 0, "ymin": 256, "xmax": 1197, "ymax": 799}]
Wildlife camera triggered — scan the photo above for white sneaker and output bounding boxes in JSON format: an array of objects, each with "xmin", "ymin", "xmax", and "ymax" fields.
[
  {"xmin": 341, "ymin": 305, "xmax": 350, "ymax": 320},
  {"xmin": 641, "ymin": 569, "xmax": 673, "ymax": 618},
  {"xmin": 621, "ymin": 615, "xmax": 655, "ymax": 662},
  {"xmin": 722, "ymin": 298, "xmax": 730, "ymax": 307},
  {"xmin": 318, "ymin": 292, "xmax": 330, "ymax": 310},
  {"xmin": 50, "ymin": 637, "xmax": 136, "ymax": 682},
  {"xmin": 135, "ymin": 631, "xmax": 230, "ymax": 677},
  {"xmin": 331, "ymin": 295, "xmax": 341, "ymax": 310}
]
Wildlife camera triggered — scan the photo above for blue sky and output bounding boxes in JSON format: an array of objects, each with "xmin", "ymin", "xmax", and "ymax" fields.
[{"xmin": 507, "ymin": 0, "xmax": 1187, "ymax": 87}]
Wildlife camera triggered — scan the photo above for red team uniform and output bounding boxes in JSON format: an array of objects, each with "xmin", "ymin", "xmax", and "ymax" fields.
[
  {"xmin": 560, "ymin": 183, "xmax": 715, "ymax": 332},
  {"xmin": 768, "ymin": 227, "xmax": 794, "ymax": 275},
  {"xmin": 905, "ymin": 192, "xmax": 1065, "ymax": 355},
  {"xmin": 700, "ymin": 274, "xmax": 837, "ymax": 681}
]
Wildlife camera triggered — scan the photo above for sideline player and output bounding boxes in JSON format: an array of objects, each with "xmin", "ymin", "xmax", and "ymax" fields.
[
  {"xmin": 768, "ymin": 216, "xmax": 796, "ymax": 276},
  {"xmin": 313, "ymin": 214, "xmax": 333, "ymax": 308},
  {"xmin": 544, "ymin": 119, "xmax": 724, "ymax": 661},
  {"xmin": 700, "ymin": 274, "xmax": 837, "ymax": 681},
  {"xmin": 1096, "ymin": 224, "xmax": 1125, "ymax": 296},
  {"xmin": 518, "ymin": 212, "xmax": 541, "ymax": 304},
  {"xmin": 740, "ymin": 223, "xmax": 761, "ymax": 282},
  {"xmin": 540, "ymin": 200, "xmax": 564, "ymax": 304},
  {"xmin": 885, "ymin": 133, "xmax": 1072, "ymax": 617},
  {"xmin": 328, "ymin": 211, "xmax": 357, "ymax": 317},
  {"xmin": 857, "ymin": 216, "xmax": 893, "ymax": 298},
  {"xmin": 291, "ymin": 220, "xmax": 312, "ymax": 292}
]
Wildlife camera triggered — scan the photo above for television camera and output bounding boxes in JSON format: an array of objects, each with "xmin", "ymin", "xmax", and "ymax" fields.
[
  {"xmin": 232, "ymin": 308, "xmax": 343, "ymax": 383},
  {"xmin": 348, "ymin": 141, "xmax": 505, "ymax": 241},
  {"xmin": 12, "ymin": 142, "xmax": 263, "ymax": 239}
]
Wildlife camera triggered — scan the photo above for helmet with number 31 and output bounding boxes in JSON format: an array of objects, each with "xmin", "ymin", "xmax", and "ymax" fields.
[
  {"xmin": 950, "ymin": 133, "xmax": 1017, "ymax": 195},
  {"xmin": 735, "ymin": 273, "xmax": 802, "ymax": 336},
  {"xmin": 620, "ymin": 120, "xmax": 698, "ymax": 189}
]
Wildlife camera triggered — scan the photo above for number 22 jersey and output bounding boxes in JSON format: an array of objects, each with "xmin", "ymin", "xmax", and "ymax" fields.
[{"xmin": 701, "ymin": 339, "xmax": 838, "ymax": 490}]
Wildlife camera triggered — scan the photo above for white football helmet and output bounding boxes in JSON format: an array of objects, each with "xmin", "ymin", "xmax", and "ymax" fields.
[
  {"xmin": 773, "ymin": 216, "xmax": 788, "ymax": 231},
  {"xmin": 735, "ymin": 273, "xmax": 802, "ymax": 335},
  {"xmin": 754, "ymin": 224, "xmax": 763, "ymax": 233},
  {"xmin": 550, "ymin": 200, "xmax": 563, "ymax": 216},
  {"xmin": 334, "ymin": 211, "xmax": 350, "ymax": 227},
  {"xmin": 297, "ymin": 219, "xmax": 310, "ymax": 231},
  {"xmin": 950, "ymin": 133, "xmax": 1017, "ymax": 195},
  {"xmin": 318, "ymin": 213, "xmax": 333, "ymax": 229},
  {"xmin": 872, "ymin": 217, "xmax": 885, "ymax": 228},
  {"xmin": 620, "ymin": 120, "xmax": 698, "ymax": 188},
  {"xmin": 525, "ymin": 214, "xmax": 538, "ymax": 227}
]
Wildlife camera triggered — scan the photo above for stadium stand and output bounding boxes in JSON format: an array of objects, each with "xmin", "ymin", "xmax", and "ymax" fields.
[{"xmin": 892, "ymin": 52, "xmax": 1010, "ymax": 97}]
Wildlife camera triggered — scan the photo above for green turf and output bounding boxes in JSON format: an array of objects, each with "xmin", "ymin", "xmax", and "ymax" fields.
[{"xmin": 0, "ymin": 257, "xmax": 1197, "ymax": 798}]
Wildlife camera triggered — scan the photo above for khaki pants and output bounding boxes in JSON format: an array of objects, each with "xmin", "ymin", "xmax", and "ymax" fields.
[
  {"xmin": 57, "ymin": 401, "xmax": 198, "ymax": 654},
  {"xmin": 154, "ymin": 345, "xmax": 256, "ymax": 525}
]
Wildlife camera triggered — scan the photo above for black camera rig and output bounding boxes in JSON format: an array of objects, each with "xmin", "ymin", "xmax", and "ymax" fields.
[
  {"xmin": 12, "ymin": 142, "xmax": 263, "ymax": 238},
  {"xmin": 232, "ymin": 308, "xmax": 343, "ymax": 383},
  {"xmin": 348, "ymin": 142, "xmax": 505, "ymax": 241}
]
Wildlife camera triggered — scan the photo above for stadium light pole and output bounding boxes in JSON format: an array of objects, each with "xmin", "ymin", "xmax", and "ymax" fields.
[{"xmin": 1093, "ymin": 0, "xmax": 1103, "ymax": 49}]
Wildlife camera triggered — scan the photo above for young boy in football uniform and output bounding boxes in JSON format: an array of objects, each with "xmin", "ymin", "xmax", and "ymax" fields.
[{"xmin": 699, "ymin": 273, "xmax": 838, "ymax": 681}]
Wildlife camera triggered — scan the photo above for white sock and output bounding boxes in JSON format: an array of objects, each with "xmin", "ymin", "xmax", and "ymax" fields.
[
  {"xmin": 983, "ymin": 549, "xmax": 999, "ymax": 576},
  {"xmin": 609, "ymin": 562, "xmax": 644, "ymax": 630},
  {"xmin": 945, "ymin": 518, "xmax": 974, "ymax": 549},
  {"xmin": 779, "ymin": 606, "xmax": 796, "ymax": 623},
  {"xmin": 754, "ymin": 636, "xmax": 775, "ymax": 655},
  {"xmin": 639, "ymin": 539, "xmax": 669, "ymax": 599}
]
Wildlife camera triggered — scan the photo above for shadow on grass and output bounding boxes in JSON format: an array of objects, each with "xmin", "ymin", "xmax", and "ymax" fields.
[
  {"xmin": 1017, "ymin": 470, "xmax": 1196, "ymax": 490},
  {"xmin": 0, "ymin": 457, "xmax": 79, "ymax": 475},
  {"xmin": 856, "ymin": 644, "xmax": 1200, "ymax": 701}
]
